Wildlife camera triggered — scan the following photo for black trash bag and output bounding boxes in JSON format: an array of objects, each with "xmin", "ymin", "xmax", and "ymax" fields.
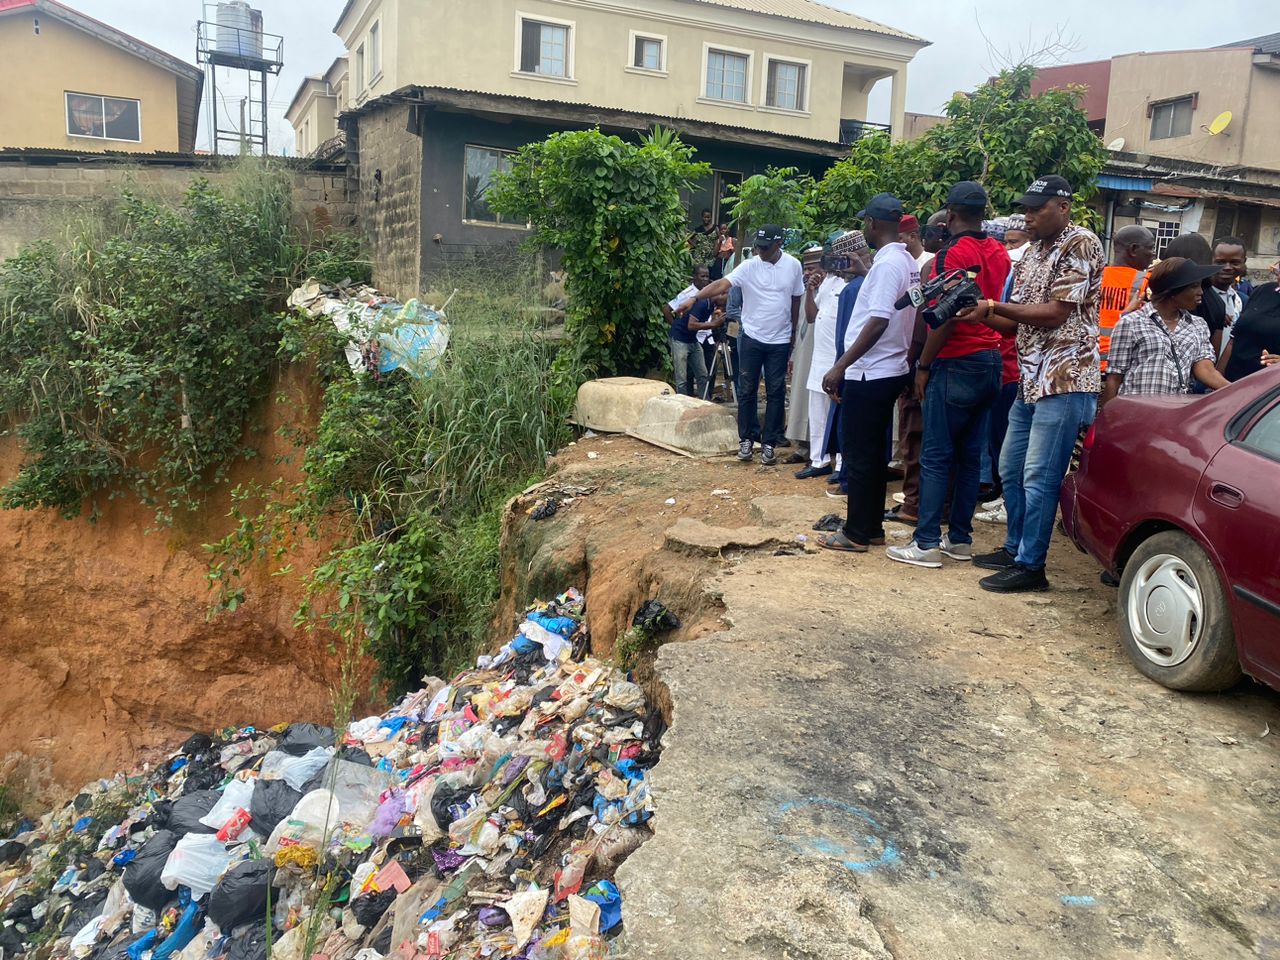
[
  {"xmin": 371, "ymin": 920, "xmax": 394, "ymax": 954},
  {"xmin": 168, "ymin": 791, "xmax": 220, "ymax": 836},
  {"xmin": 336, "ymin": 746, "xmax": 373, "ymax": 767},
  {"xmin": 351, "ymin": 888, "xmax": 396, "ymax": 928},
  {"xmin": 181, "ymin": 763, "xmax": 226, "ymax": 797},
  {"xmin": 179, "ymin": 733, "xmax": 213, "ymax": 756},
  {"xmin": 123, "ymin": 829, "xmax": 179, "ymax": 911},
  {"xmin": 278, "ymin": 723, "xmax": 335, "ymax": 753},
  {"xmin": 0, "ymin": 840, "xmax": 25, "ymax": 864},
  {"xmin": 249, "ymin": 779, "xmax": 302, "ymax": 837},
  {"xmin": 144, "ymin": 799, "xmax": 173, "ymax": 831},
  {"xmin": 632, "ymin": 600, "xmax": 680, "ymax": 633},
  {"xmin": 429, "ymin": 783, "xmax": 473, "ymax": 832},
  {"xmin": 225, "ymin": 922, "xmax": 270, "ymax": 960},
  {"xmin": 0, "ymin": 923, "xmax": 24, "ymax": 956},
  {"xmin": 3, "ymin": 894, "xmax": 37, "ymax": 921},
  {"xmin": 208, "ymin": 860, "xmax": 277, "ymax": 931}
]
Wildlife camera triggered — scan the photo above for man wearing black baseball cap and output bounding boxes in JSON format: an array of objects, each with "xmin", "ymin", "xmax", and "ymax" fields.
[
  {"xmin": 888, "ymin": 181, "xmax": 1012, "ymax": 571},
  {"xmin": 677, "ymin": 223, "xmax": 804, "ymax": 465},
  {"xmin": 954, "ymin": 174, "xmax": 1105, "ymax": 593},
  {"xmin": 817, "ymin": 193, "xmax": 922, "ymax": 554}
]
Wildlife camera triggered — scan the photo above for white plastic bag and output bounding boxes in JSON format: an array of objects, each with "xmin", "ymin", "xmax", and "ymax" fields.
[
  {"xmin": 264, "ymin": 789, "xmax": 340, "ymax": 855},
  {"xmin": 198, "ymin": 778, "xmax": 256, "ymax": 829},
  {"xmin": 160, "ymin": 834, "xmax": 235, "ymax": 899},
  {"xmin": 259, "ymin": 747, "xmax": 333, "ymax": 791}
]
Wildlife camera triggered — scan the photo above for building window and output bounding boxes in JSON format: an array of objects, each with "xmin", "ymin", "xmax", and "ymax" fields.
[
  {"xmin": 65, "ymin": 92, "xmax": 141, "ymax": 142},
  {"xmin": 355, "ymin": 45, "xmax": 365, "ymax": 91},
  {"xmin": 32, "ymin": 17, "xmax": 40, "ymax": 34},
  {"xmin": 633, "ymin": 34, "xmax": 664, "ymax": 72},
  {"xmin": 302, "ymin": 119, "xmax": 310, "ymax": 155},
  {"xmin": 1143, "ymin": 219, "xmax": 1182, "ymax": 258},
  {"xmin": 464, "ymin": 145, "xmax": 517, "ymax": 225},
  {"xmin": 1150, "ymin": 96, "xmax": 1193, "ymax": 140},
  {"xmin": 1215, "ymin": 203, "xmax": 1262, "ymax": 251},
  {"xmin": 368, "ymin": 21, "xmax": 381, "ymax": 82},
  {"xmin": 520, "ymin": 18, "xmax": 571, "ymax": 78},
  {"xmin": 765, "ymin": 58, "xmax": 807, "ymax": 111},
  {"xmin": 706, "ymin": 49, "xmax": 749, "ymax": 103}
]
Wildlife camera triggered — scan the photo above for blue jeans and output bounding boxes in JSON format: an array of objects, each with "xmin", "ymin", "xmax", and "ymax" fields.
[
  {"xmin": 1000, "ymin": 392, "xmax": 1097, "ymax": 571},
  {"xmin": 669, "ymin": 337, "xmax": 707, "ymax": 398},
  {"xmin": 916, "ymin": 351, "xmax": 1002, "ymax": 550},
  {"xmin": 737, "ymin": 333, "xmax": 790, "ymax": 446},
  {"xmin": 987, "ymin": 381, "xmax": 1019, "ymax": 492}
]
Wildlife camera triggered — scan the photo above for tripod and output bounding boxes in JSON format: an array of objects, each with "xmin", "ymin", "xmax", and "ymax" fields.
[{"xmin": 703, "ymin": 336, "xmax": 737, "ymax": 404}]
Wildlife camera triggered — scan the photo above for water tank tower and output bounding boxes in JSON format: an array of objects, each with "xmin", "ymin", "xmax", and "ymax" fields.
[{"xmin": 196, "ymin": 1, "xmax": 284, "ymax": 154}]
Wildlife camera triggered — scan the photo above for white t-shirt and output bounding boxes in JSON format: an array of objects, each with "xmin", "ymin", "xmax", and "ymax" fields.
[
  {"xmin": 726, "ymin": 252, "xmax": 805, "ymax": 345},
  {"xmin": 667, "ymin": 283, "xmax": 715, "ymax": 344},
  {"xmin": 842, "ymin": 242, "xmax": 919, "ymax": 381},
  {"xmin": 807, "ymin": 275, "xmax": 847, "ymax": 392}
]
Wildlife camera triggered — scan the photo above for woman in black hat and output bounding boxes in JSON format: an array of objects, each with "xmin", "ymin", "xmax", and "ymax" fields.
[{"xmin": 1101, "ymin": 257, "xmax": 1232, "ymax": 404}]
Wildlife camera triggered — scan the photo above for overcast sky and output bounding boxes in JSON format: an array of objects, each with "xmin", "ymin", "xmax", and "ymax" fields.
[{"xmin": 70, "ymin": 0, "xmax": 1276, "ymax": 151}]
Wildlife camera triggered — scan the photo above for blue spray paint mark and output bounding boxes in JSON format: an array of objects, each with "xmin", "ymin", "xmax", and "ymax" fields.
[
  {"xmin": 775, "ymin": 797, "xmax": 902, "ymax": 874},
  {"xmin": 1061, "ymin": 895, "xmax": 1098, "ymax": 907}
]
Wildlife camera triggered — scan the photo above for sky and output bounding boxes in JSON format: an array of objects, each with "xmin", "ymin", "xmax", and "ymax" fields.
[{"xmin": 67, "ymin": 0, "xmax": 1277, "ymax": 150}]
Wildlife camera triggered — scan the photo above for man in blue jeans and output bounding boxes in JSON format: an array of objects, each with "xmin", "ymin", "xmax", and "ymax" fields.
[
  {"xmin": 888, "ymin": 182, "xmax": 1011, "ymax": 569},
  {"xmin": 955, "ymin": 175, "xmax": 1105, "ymax": 593},
  {"xmin": 678, "ymin": 225, "xmax": 804, "ymax": 466},
  {"xmin": 664, "ymin": 265, "xmax": 722, "ymax": 397}
]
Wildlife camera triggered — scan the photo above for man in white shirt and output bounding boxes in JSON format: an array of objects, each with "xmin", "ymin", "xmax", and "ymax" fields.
[
  {"xmin": 1211, "ymin": 237, "xmax": 1248, "ymax": 357},
  {"xmin": 817, "ymin": 194, "xmax": 920, "ymax": 553},
  {"xmin": 678, "ymin": 224, "xmax": 805, "ymax": 466},
  {"xmin": 796, "ymin": 243, "xmax": 856, "ymax": 478}
]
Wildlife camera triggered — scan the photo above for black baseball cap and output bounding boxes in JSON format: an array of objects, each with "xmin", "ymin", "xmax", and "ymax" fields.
[
  {"xmin": 946, "ymin": 181, "xmax": 989, "ymax": 209},
  {"xmin": 753, "ymin": 225, "xmax": 785, "ymax": 247},
  {"xmin": 1014, "ymin": 175, "xmax": 1074, "ymax": 208},
  {"xmin": 857, "ymin": 193, "xmax": 904, "ymax": 222},
  {"xmin": 1149, "ymin": 259, "xmax": 1221, "ymax": 297}
]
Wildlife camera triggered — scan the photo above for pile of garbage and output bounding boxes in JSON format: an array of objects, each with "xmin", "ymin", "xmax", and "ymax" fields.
[
  {"xmin": 287, "ymin": 280, "xmax": 453, "ymax": 380},
  {"xmin": 0, "ymin": 590, "xmax": 661, "ymax": 960}
]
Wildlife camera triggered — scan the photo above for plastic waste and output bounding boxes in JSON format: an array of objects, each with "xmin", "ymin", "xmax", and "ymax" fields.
[
  {"xmin": 278, "ymin": 722, "xmax": 336, "ymax": 752},
  {"xmin": 197, "ymin": 777, "xmax": 256, "ymax": 829},
  {"xmin": 208, "ymin": 859, "xmax": 276, "ymax": 931},
  {"xmin": 259, "ymin": 747, "xmax": 333, "ymax": 791},
  {"xmin": 249, "ymin": 778, "xmax": 302, "ymax": 836},
  {"xmin": 159, "ymin": 832, "xmax": 236, "ymax": 899},
  {"xmin": 264, "ymin": 789, "xmax": 339, "ymax": 855},
  {"xmin": 167, "ymin": 791, "xmax": 221, "ymax": 836},
  {"xmin": 152, "ymin": 900, "xmax": 202, "ymax": 960},
  {"xmin": 582, "ymin": 881, "xmax": 622, "ymax": 933},
  {"xmin": 123, "ymin": 830, "xmax": 180, "ymax": 910}
]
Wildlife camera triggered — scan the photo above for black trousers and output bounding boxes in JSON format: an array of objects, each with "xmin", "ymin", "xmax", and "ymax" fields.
[{"xmin": 842, "ymin": 373, "xmax": 911, "ymax": 544}]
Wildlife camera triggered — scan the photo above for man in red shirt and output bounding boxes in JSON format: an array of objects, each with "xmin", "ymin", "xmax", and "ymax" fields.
[{"xmin": 888, "ymin": 181, "xmax": 1012, "ymax": 568}]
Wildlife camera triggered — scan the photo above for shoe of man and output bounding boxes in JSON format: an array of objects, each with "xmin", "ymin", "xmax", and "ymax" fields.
[
  {"xmin": 737, "ymin": 440, "xmax": 754, "ymax": 462},
  {"xmin": 884, "ymin": 507, "xmax": 918, "ymax": 526},
  {"xmin": 887, "ymin": 542, "xmax": 943, "ymax": 569},
  {"xmin": 761, "ymin": 445, "xmax": 778, "ymax": 466},
  {"xmin": 827, "ymin": 474, "xmax": 842, "ymax": 485},
  {"xmin": 980, "ymin": 566, "xmax": 1050, "ymax": 593},
  {"xmin": 940, "ymin": 536, "xmax": 972, "ymax": 561},
  {"xmin": 975, "ymin": 503, "xmax": 1007, "ymax": 524},
  {"xmin": 795, "ymin": 464, "xmax": 833, "ymax": 480},
  {"xmin": 974, "ymin": 547, "xmax": 1017, "ymax": 570},
  {"xmin": 783, "ymin": 451, "xmax": 808, "ymax": 465},
  {"xmin": 825, "ymin": 488, "xmax": 847, "ymax": 499},
  {"xmin": 776, "ymin": 438, "xmax": 792, "ymax": 449}
]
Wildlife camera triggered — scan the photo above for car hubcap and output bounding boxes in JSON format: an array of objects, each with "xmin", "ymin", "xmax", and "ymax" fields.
[{"xmin": 1126, "ymin": 554, "xmax": 1204, "ymax": 667}]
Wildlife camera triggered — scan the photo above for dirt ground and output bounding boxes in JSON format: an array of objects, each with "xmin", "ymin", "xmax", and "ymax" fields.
[{"xmin": 520, "ymin": 434, "xmax": 1280, "ymax": 960}]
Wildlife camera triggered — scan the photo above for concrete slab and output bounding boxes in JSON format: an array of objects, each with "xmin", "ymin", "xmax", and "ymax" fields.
[
  {"xmin": 574, "ymin": 377, "xmax": 673, "ymax": 433},
  {"xmin": 630, "ymin": 394, "xmax": 739, "ymax": 457},
  {"xmin": 664, "ymin": 517, "xmax": 791, "ymax": 556}
]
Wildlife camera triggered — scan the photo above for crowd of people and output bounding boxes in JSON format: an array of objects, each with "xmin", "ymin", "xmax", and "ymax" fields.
[{"xmin": 669, "ymin": 177, "xmax": 1280, "ymax": 593}]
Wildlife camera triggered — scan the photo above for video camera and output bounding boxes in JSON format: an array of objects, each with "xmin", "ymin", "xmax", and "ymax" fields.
[{"xmin": 896, "ymin": 267, "xmax": 983, "ymax": 330}]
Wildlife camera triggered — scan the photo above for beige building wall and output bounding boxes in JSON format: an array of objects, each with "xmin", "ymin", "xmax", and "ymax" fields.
[
  {"xmin": 0, "ymin": 14, "xmax": 181, "ymax": 153},
  {"xmin": 288, "ymin": 81, "xmax": 339, "ymax": 156},
  {"xmin": 338, "ymin": 0, "xmax": 917, "ymax": 142},
  {"xmin": 1241, "ymin": 64, "xmax": 1280, "ymax": 172},
  {"xmin": 1103, "ymin": 49, "xmax": 1253, "ymax": 167},
  {"xmin": 341, "ymin": 0, "xmax": 399, "ymax": 110}
]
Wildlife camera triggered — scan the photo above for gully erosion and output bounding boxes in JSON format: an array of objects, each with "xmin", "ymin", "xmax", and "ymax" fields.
[{"xmin": 5, "ymin": 397, "xmax": 1280, "ymax": 958}]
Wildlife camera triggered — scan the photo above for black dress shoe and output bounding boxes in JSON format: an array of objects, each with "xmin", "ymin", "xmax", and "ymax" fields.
[
  {"xmin": 974, "ymin": 547, "xmax": 1017, "ymax": 571},
  {"xmin": 980, "ymin": 566, "xmax": 1050, "ymax": 593},
  {"xmin": 782, "ymin": 452, "xmax": 808, "ymax": 465},
  {"xmin": 883, "ymin": 507, "xmax": 917, "ymax": 526},
  {"xmin": 775, "ymin": 438, "xmax": 793, "ymax": 449},
  {"xmin": 795, "ymin": 464, "xmax": 833, "ymax": 480}
]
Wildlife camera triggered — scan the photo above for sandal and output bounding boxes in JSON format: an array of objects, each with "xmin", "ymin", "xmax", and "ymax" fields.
[{"xmin": 818, "ymin": 531, "xmax": 869, "ymax": 553}]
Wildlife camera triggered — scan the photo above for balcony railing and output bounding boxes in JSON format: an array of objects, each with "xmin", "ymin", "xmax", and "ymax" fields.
[{"xmin": 839, "ymin": 119, "xmax": 892, "ymax": 146}]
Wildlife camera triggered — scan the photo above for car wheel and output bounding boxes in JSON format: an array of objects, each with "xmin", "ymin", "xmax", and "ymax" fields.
[{"xmin": 1118, "ymin": 531, "xmax": 1242, "ymax": 692}]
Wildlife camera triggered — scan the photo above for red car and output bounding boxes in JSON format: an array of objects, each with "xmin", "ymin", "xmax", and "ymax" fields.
[{"xmin": 1061, "ymin": 367, "xmax": 1280, "ymax": 692}]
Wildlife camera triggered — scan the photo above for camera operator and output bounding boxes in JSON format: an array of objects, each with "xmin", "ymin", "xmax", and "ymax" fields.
[
  {"xmin": 888, "ymin": 182, "xmax": 1011, "ymax": 570},
  {"xmin": 957, "ymin": 175, "xmax": 1105, "ymax": 594}
]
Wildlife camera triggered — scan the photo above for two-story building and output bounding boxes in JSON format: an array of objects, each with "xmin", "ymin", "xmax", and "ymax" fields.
[
  {"xmin": 0, "ymin": 0, "xmax": 203, "ymax": 154},
  {"xmin": 1033, "ymin": 35, "xmax": 1280, "ymax": 271},
  {"xmin": 293, "ymin": 0, "xmax": 927, "ymax": 295}
]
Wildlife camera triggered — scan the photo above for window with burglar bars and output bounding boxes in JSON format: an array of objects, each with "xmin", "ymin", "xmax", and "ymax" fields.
[
  {"xmin": 520, "ymin": 19, "xmax": 570, "ymax": 77},
  {"xmin": 634, "ymin": 36, "xmax": 663, "ymax": 71},
  {"xmin": 464, "ymin": 145, "xmax": 518, "ymax": 225},
  {"xmin": 65, "ymin": 92, "xmax": 141, "ymax": 142},
  {"xmin": 766, "ymin": 60, "xmax": 807, "ymax": 111},
  {"xmin": 1150, "ymin": 97, "xmax": 1193, "ymax": 140},
  {"xmin": 706, "ymin": 49, "xmax": 748, "ymax": 103}
]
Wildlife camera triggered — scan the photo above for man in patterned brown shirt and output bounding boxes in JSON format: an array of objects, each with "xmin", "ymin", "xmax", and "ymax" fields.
[{"xmin": 952, "ymin": 176, "xmax": 1105, "ymax": 593}]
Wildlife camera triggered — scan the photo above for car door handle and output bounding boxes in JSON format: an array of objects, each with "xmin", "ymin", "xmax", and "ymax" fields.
[{"xmin": 1210, "ymin": 483, "xmax": 1245, "ymax": 508}]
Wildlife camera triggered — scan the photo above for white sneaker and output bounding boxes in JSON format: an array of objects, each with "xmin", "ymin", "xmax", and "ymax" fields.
[
  {"xmin": 980, "ymin": 495, "xmax": 1004, "ymax": 511},
  {"xmin": 975, "ymin": 503, "xmax": 1007, "ymax": 524},
  {"xmin": 940, "ymin": 536, "xmax": 972, "ymax": 561},
  {"xmin": 886, "ymin": 542, "xmax": 943, "ymax": 569},
  {"xmin": 892, "ymin": 492, "xmax": 906, "ymax": 505}
]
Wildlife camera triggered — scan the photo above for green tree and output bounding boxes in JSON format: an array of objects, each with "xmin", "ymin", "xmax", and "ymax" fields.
[
  {"xmin": 487, "ymin": 126, "xmax": 709, "ymax": 377},
  {"xmin": 724, "ymin": 166, "xmax": 816, "ymax": 246}
]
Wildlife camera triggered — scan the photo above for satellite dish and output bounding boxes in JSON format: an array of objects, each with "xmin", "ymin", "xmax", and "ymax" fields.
[
  {"xmin": 1207, "ymin": 111, "xmax": 1233, "ymax": 136},
  {"xmin": 1107, "ymin": 137, "xmax": 1126, "ymax": 151}
]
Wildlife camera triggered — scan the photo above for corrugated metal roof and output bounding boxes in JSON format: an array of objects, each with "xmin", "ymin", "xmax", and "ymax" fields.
[
  {"xmin": 1218, "ymin": 33, "xmax": 1280, "ymax": 54},
  {"xmin": 687, "ymin": 0, "xmax": 924, "ymax": 42}
]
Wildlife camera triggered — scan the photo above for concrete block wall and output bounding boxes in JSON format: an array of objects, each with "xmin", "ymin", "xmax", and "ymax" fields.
[
  {"xmin": 0, "ymin": 163, "xmax": 357, "ymax": 261},
  {"xmin": 349, "ymin": 104, "xmax": 424, "ymax": 300}
]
